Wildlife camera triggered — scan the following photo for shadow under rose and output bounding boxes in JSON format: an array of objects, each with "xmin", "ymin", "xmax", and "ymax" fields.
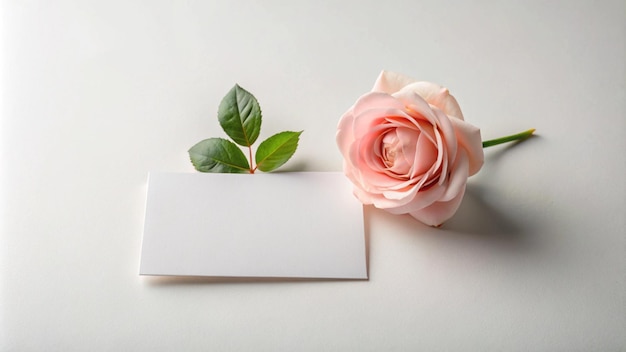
[
  {"xmin": 434, "ymin": 134, "xmax": 541, "ymax": 242},
  {"xmin": 481, "ymin": 133, "xmax": 541, "ymax": 172},
  {"xmin": 435, "ymin": 184, "xmax": 534, "ymax": 253}
]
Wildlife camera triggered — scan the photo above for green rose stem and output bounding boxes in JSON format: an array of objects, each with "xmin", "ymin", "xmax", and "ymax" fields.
[
  {"xmin": 248, "ymin": 146, "xmax": 255, "ymax": 174},
  {"xmin": 482, "ymin": 128, "xmax": 536, "ymax": 148}
]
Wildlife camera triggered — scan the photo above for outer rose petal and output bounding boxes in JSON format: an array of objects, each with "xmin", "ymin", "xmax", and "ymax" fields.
[
  {"xmin": 382, "ymin": 183, "xmax": 447, "ymax": 214},
  {"xmin": 353, "ymin": 92, "xmax": 405, "ymax": 117},
  {"xmin": 409, "ymin": 184, "xmax": 467, "ymax": 226},
  {"xmin": 336, "ymin": 107, "xmax": 356, "ymax": 156},
  {"xmin": 372, "ymin": 70, "xmax": 417, "ymax": 95},
  {"xmin": 374, "ymin": 70, "xmax": 465, "ymax": 120},
  {"xmin": 440, "ymin": 149, "xmax": 470, "ymax": 202},
  {"xmin": 403, "ymin": 81, "xmax": 465, "ymax": 120},
  {"xmin": 449, "ymin": 118, "xmax": 484, "ymax": 176}
]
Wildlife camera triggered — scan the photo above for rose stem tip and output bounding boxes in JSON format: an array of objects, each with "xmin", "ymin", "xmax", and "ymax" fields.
[{"xmin": 482, "ymin": 128, "xmax": 536, "ymax": 148}]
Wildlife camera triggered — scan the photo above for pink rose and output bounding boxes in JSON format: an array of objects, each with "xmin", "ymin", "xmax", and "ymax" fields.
[{"xmin": 336, "ymin": 71, "xmax": 484, "ymax": 226}]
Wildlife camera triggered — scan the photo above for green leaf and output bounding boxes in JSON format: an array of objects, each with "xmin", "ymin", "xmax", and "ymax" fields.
[
  {"xmin": 189, "ymin": 138, "xmax": 250, "ymax": 173},
  {"xmin": 218, "ymin": 84, "xmax": 262, "ymax": 147},
  {"xmin": 255, "ymin": 131, "xmax": 302, "ymax": 172}
]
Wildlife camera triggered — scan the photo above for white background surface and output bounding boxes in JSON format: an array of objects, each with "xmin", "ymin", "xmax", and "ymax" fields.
[{"xmin": 1, "ymin": 0, "xmax": 624, "ymax": 350}]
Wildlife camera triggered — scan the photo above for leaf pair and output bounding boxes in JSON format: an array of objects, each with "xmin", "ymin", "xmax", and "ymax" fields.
[{"xmin": 189, "ymin": 85, "xmax": 302, "ymax": 173}]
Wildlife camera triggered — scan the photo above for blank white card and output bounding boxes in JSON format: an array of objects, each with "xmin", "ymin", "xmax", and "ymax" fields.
[{"xmin": 140, "ymin": 172, "xmax": 367, "ymax": 279}]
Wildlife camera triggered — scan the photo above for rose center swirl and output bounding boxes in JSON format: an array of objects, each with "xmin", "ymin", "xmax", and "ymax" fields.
[{"xmin": 380, "ymin": 129, "xmax": 414, "ymax": 176}]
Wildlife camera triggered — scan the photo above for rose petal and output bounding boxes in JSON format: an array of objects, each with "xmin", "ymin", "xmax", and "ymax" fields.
[
  {"xmin": 403, "ymin": 81, "xmax": 465, "ymax": 120},
  {"xmin": 449, "ymin": 118, "xmax": 484, "ymax": 176},
  {"xmin": 431, "ymin": 128, "xmax": 445, "ymax": 183},
  {"xmin": 372, "ymin": 70, "xmax": 417, "ymax": 95},
  {"xmin": 413, "ymin": 119, "xmax": 437, "ymax": 145},
  {"xmin": 398, "ymin": 129, "xmax": 418, "ymax": 176},
  {"xmin": 403, "ymin": 81, "xmax": 443, "ymax": 102},
  {"xmin": 411, "ymin": 131, "xmax": 437, "ymax": 177},
  {"xmin": 440, "ymin": 149, "xmax": 469, "ymax": 202},
  {"xmin": 408, "ymin": 184, "xmax": 467, "ymax": 226},
  {"xmin": 351, "ymin": 184, "xmax": 373, "ymax": 204},
  {"xmin": 353, "ymin": 141, "xmax": 412, "ymax": 191},
  {"xmin": 440, "ymin": 93, "xmax": 464, "ymax": 120},
  {"xmin": 382, "ymin": 183, "xmax": 446, "ymax": 214},
  {"xmin": 352, "ymin": 107, "xmax": 407, "ymax": 140},
  {"xmin": 353, "ymin": 92, "xmax": 405, "ymax": 117},
  {"xmin": 336, "ymin": 108, "xmax": 356, "ymax": 157},
  {"xmin": 432, "ymin": 107, "xmax": 458, "ymax": 169},
  {"xmin": 385, "ymin": 115, "xmax": 432, "ymax": 140},
  {"xmin": 388, "ymin": 127, "xmax": 419, "ymax": 176},
  {"xmin": 393, "ymin": 89, "xmax": 438, "ymax": 125},
  {"xmin": 361, "ymin": 130, "xmax": 389, "ymax": 173},
  {"xmin": 342, "ymin": 160, "xmax": 376, "ymax": 205},
  {"xmin": 430, "ymin": 109, "xmax": 458, "ymax": 187}
]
